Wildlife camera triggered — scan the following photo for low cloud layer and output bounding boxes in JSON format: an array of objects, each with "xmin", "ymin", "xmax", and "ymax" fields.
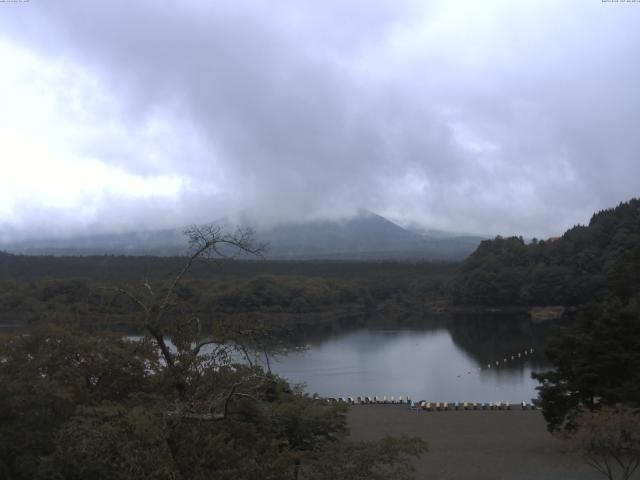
[{"xmin": 1, "ymin": 0, "xmax": 639, "ymax": 240}]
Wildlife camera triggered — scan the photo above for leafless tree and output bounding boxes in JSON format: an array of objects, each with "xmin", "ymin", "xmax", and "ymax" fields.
[{"xmin": 116, "ymin": 225, "xmax": 266, "ymax": 400}]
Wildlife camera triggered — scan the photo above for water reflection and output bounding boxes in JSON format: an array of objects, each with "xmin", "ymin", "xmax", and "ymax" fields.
[
  {"xmin": 271, "ymin": 315, "xmax": 551, "ymax": 403},
  {"xmin": 5, "ymin": 314, "xmax": 555, "ymax": 403}
]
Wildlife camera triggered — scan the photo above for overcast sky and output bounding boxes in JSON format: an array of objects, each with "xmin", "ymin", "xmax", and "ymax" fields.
[{"xmin": 0, "ymin": 0, "xmax": 639, "ymax": 241}]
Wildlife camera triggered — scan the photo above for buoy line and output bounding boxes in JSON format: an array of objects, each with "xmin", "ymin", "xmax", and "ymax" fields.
[
  {"xmin": 321, "ymin": 397, "xmax": 537, "ymax": 411},
  {"xmin": 317, "ymin": 349, "xmax": 540, "ymax": 410},
  {"xmin": 455, "ymin": 347, "xmax": 536, "ymax": 378}
]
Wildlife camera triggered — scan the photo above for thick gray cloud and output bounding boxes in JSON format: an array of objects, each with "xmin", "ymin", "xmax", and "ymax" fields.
[{"xmin": 0, "ymin": 0, "xmax": 639, "ymax": 239}]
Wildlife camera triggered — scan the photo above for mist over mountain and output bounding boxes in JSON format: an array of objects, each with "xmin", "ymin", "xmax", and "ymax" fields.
[
  {"xmin": 1, "ymin": 211, "xmax": 485, "ymax": 261},
  {"xmin": 2, "ymin": 2, "xmax": 639, "ymax": 241},
  {"xmin": 254, "ymin": 211, "xmax": 484, "ymax": 260}
]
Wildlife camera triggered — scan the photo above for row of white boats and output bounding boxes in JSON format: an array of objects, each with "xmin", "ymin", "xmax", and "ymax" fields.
[
  {"xmin": 326, "ymin": 395, "xmax": 410, "ymax": 405},
  {"xmin": 412, "ymin": 400, "xmax": 536, "ymax": 411},
  {"xmin": 325, "ymin": 396, "xmax": 537, "ymax": 410}
]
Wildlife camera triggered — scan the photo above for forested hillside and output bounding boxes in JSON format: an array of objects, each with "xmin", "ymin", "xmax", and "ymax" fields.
[
  {"xmin": 452, "ymin": 198, "xmax": 640, "ymax": 306},
  {"xmin": 1, "ymin": 230, "xmax": 429, "ymax": 480},
  {"xmin": 448, "ymin": 199, "xmax": 640, "ymax": 432},
  {"xmin": 0, "ymin": 253, "xmax": 452, "ymax": 331}
]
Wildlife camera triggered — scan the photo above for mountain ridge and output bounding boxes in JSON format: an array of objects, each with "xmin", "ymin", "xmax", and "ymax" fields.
[{"xmin": 1, "ymin": 211, "xmax": 485, "ymax": 261}]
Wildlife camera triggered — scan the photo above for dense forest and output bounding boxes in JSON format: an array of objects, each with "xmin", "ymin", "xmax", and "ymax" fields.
[
  {"xmin": 0, "ymin": 322, "xmax": 427, "ymax": 480},
  {"xmin": 0, "ymin": 253, "xmax": 453, "ymax": 333},
  {"xmin": 533, "ymin": 298, "xmax": 640, "ymax": 431},
  {"xmin": 497, "ymin": 200, "xmax": 640, "ymax": 433},
  {"xmin": 452, "ymin": 198, "xmax": 640, "ymax": 306},
  {"xmin": 1, "ymin": 229, "xmax": 429, "ymax": 479}
]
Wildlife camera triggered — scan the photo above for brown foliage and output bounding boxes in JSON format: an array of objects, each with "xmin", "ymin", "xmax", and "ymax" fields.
[{"xmin": 563, "ymin": 406, "xmax": 640, "ymax": 480}]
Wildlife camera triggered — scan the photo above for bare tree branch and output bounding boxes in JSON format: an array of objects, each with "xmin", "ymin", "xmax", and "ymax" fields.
[{"xmin": 106, "ymin": 224, "xmax": 263, "ymax": 400}]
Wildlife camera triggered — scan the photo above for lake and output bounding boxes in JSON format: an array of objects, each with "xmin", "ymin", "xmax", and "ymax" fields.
[
  {"xmin": 270, "ymin": 315, "xmax": 550, "ymax": 403},
  {"xmin": 6, "ymin": 313, "xmax": 551, "ymax": 404}
]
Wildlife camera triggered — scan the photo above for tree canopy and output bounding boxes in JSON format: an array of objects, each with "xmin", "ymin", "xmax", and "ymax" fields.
[
  {"xmin": 532, "ymin": 299, "xmax": 640, "ymax": 432},
  {"xmin": 453, "ymin": 198, "xmax": 640, "ymax": 306},
  {"xmin": 0, "ymin": 225, "xmax": 427, "ymax": 479}
]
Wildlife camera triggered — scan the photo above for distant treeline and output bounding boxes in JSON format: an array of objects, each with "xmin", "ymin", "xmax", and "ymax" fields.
[
  {"xmin": 0, "ymin": 252, "xmax": 455, "ymax": 282},
  {"xmin": 0, "ymin": 253, "xmax": 454, "ymax": 327},
  {"xmin": 4, "ymin": 198, "xmax": 640, "ymax": 316},
  {"xmin": 452, "ymin": 198, "xmax": 640, "ymax": 306}
]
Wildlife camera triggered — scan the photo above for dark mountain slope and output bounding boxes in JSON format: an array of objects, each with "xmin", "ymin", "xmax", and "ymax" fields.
[
  {"xmin": 452, "ymin": 198, "xmax": 640, "ymax": 306},
  {"xmin": 3, "ymin": 211, "xmax": 484, "ymax": 261}
]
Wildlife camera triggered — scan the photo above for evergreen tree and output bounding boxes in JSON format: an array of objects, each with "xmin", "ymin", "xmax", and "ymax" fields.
[{"xmin": 533, "ymin": 299, "xmax": 640, "ymax": 432}]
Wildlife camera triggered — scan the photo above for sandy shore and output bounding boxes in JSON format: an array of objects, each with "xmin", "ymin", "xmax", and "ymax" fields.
[{"xmin": 347, "ymin": 404, "xmax": 606, "ymax": 480}]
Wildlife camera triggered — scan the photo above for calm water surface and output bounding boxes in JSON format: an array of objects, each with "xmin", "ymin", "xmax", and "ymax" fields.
[
  {"xmin": 10, "ymin": 314, "xmax": 549, "ymax": 404},
  {"xmin": 271, "ymin": 324, "xmax": 547, "ymax": 403}
]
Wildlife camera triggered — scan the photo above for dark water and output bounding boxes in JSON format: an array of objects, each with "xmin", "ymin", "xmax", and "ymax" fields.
[{"xmin": 270, "ymin": 316, "xmax": 550, "ymax": 403}]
